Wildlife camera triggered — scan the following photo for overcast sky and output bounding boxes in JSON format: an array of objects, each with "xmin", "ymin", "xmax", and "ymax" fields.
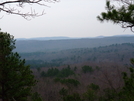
[{"xmin": 0, "ymin": 0, "xmax": 132, "ymax": 38}]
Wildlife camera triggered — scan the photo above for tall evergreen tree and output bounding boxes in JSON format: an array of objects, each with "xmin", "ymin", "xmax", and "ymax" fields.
[
  {"xmin": 0, "ymin": 30, "xmax": 36, "ymax": 101},
  {"xmin": 97, "ymin": 0, "xmax": 134, "ymax": 32}
]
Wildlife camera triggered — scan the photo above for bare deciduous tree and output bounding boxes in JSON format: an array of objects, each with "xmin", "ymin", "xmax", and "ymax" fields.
[{"xmin": 0, "ymin": 0, "xmax": 58, "ymax": 19}]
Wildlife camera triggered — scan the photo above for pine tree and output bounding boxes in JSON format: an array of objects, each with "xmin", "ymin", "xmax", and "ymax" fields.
[
  {"xmin": 97, "ymin": 0, "xmax": 134, "ymax": 32},
  {"xmin": 0, "ymin": 30, "xmax": 36, "ymax": 101},
  {"xmin": 118, "ymin": 59, "xmax": 134, "ymax": 101}
]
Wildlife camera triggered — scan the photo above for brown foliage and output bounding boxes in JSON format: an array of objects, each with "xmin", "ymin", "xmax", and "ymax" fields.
[{"xmin": 31, "ymin": 61, "xmax": 129, "ymax": 101}]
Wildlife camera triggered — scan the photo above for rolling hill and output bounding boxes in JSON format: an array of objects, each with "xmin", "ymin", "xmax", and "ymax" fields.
[{"xmin": 15, "ymin": 36, "xmax": 134, "ymax": 53}]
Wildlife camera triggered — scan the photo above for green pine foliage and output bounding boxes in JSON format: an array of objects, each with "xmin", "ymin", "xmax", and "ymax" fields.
[
  {"xmin": 100, "ymin": 88, "xmax": 118, "ymax": 101},
  {"xmin": 62, "ymin": 93, "xmax": 84, "ymax": 101},
  {"xmin": 87, "ymin": 83, "xmax": 100, "ymax": 91},
  {"xmin": 54, "ymin": 78, "xmax": 80, "ymax": 87},
  {"xmin": 40, "ymin": 66, "xmax": 74, "ymax": 78},
  {"xmin": 83, "ymin": 83, "xmax": 100, "ymax": 101},
  {"xmin": 99, "ymin": 59, "xmax": 134, "ymax": 101},
  {"xmin": 118, "ymin": 68, "xmax": 134, "ymax": 100},
  {"xmin": 25, "ymin": 59, "xmax": 61, "ymax": 68},
  {"xmin": 57, "ymin": 66, "xmax": 75, "ymax": 78},
  {"xmin": 0, "ymin": 30, "xmax": 37, "ymax": 101},
  {"xmin": 82, "ymin": 65, "xmax": 93, "ymax": 73},
  {"xmin": 59, "ymin": 87, "xmax": 68, "ymax": 97},
  {"xmin": 46, "ymin": 68, "xmax": 60, "ymax": 77},
  {"xmin": 31, "ymin": 92, "xmax": 42, "ymax": 101},
  {"xmin": 97, "ymin": 1, "xmax": 134, "ymax": 31}
]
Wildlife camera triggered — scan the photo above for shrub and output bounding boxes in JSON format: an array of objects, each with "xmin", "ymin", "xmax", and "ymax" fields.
[{"xmin": 82, "ymin": 65, "xmax": 93, "ymax": 73}]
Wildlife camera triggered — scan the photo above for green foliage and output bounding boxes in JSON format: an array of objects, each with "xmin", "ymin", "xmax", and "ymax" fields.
[
  {"xmin": 82, "ymin": 65, "xmax": 93, "ymax": 73},
  {"xmin": 59, "ymin": 82, "xmax": 82, "ymax": 101},
  {"xmin": 40, "ymin": 68, "xmax": 59, "ymax": 77},
  {"xmin": 84, "ymin": 83, "xmax": 100, "ymax": 101},
  {"xmin": 87, "ymin": 83, "xmax": 100, "ymax": 91},
  {"xmin": 99, "ymin": 59, "xmax": 134, "ymax": 101},
  {"xmin": 20, "ymin": 43, "xmax": 134, "ymax": 67},
  {"xmin": 0, "ymin": 31, "xmax": 36, "ymax": 101},
  {"xmin": 54, "ymin": 78, "xmax": 80, "ymax": 87},
  {"xmin": 84, "ymin": 89, "xmax": 96, "ymax": 101},
  {"xmin": 130, "ymin": 58, "xmax": 134, "ymax": 65},
  {"xmin": 25, "ymin": 59, "xmax": 61, "ymax": 68},
  {"xmin": 59, "ymin": 87, "xmax": 68, "ymax": 96},
  {"xmin": 37, "ymin": 67, "xmax": 41, "ymax": 72},
  {"xmin": 31, "ymin": 92, "xmax": 42, "ymax": 101},
  {"xmin": 95, "ymin": 66, "xmax": 101, "ymax": 70},
  {"xmin": 118, "ymin": 67, "xmax": 134, "ymax": 101},
  {"xmin": 74, "ymin": 66, "xmax": 77, "ymax": 71},
  {"xmin": 57, "ymin": 66, "xmax": 75, "ymax": 78},
  {"xmin": 47, "ymin": 68, "xmax": 60, "ymax": 77},
  {"xmin": 100, "ymin": 88, "xmax": 118, "ymax": 101},
  {"xmin": 40, "ymin": 71, "xmax": 46, "ymax": 77},
  {"xmin": 97, "ymin": 1, "xmax": 134, "ymax": 31},
  {"xmin": 40, "ymin": 66, "xmax": 74, "ymax": 78},
  {"xmin": 63, "ymin": 93, "xmax": 84, "ymax": 101}
]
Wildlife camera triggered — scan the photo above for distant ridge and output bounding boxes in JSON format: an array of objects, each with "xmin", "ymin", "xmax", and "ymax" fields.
[
  {"xmin": 16, "ymin": 35, "xmax": 134, "ymax": 41},
  {"xmin": 17, "ymin": 37, "xmax": 75, "ymax": 41},
  {"xmin": 15, "ymin": 35, "xmax": 134, "ymax": 53}
]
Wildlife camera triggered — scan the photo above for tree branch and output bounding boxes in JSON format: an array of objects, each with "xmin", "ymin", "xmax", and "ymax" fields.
[
  {"xmin": 0, "ymin": 0, "xmax": 58, "ymax": 19},
  {"xmin": 97, "ymin": 0, "xmax": 134, "ymax": 32},
  {"xmin": 0, "ymin": 0, "xmax": 20, "ymax": 5}
]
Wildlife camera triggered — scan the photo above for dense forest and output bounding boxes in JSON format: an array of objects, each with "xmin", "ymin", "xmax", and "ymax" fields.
[
  {"xmin": 15, "ymin": 37, "xmax": 134, "ymax": 101},
  {"xmin": 15, "ymin": 36, "xmax": 134, "ymax": 53},
  {"xmin": 20, "ymin": 43, "xmax": 134, "ymax": 68},
  {"xmin": 1, "ymin": 33, "xmax": 134, "ymax": 101}
]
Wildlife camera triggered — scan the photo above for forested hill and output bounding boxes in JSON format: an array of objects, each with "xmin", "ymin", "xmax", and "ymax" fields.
[
  {"xmin": 15, "ymin": 36, "xmax": 134, "ymax": 53},
  {"xmin": 20, "ymin": 43, "xmax": 134, "ymax": 68}
]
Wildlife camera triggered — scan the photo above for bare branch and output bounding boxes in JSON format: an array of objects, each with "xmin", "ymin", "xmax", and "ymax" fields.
[{"xmin": 0, "ymin": 0, "xmax": 58, "ymax": 19}]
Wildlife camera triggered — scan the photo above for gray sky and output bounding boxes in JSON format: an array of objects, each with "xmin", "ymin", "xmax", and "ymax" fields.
[{"xmin": 0, "ymin": 0, "xmax": 132, "ymax": 38}]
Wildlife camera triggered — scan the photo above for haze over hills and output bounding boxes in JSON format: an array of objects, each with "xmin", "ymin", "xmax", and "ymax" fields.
[
  {"xmin": 20, "ymin": 43, "xmax": 134, "ymax": 68},
  {"xmin": 15, "ymin": 35, "xmax": 134, "ymax": 53},
  {"xmin": 17, "ymin": 36, "xmax": 73, "ymax": 41},
  {"xmin": 16, "ymin": 35, "xmax": 134, "ymax": 40}
]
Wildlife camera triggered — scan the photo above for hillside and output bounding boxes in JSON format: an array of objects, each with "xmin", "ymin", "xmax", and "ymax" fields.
[
  {"xmin": 15, "ymin": 36, "xmax": 134, "ymax": 53},
  {"xmin": 15, "ymin": 36, "xmax": 134, "ymax": 101},
  {"xmin": 28, "ymin": 43, "xmax": 134, "ymax": 101},
  {"xmin": 19, "ymin": 43, "xmax": 134, "ymax": 68}
]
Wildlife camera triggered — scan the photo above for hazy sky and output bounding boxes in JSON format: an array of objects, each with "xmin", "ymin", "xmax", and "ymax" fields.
[{"xmin": 0, "ymin": 0, "xmax": 133, "ymax": 38}]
